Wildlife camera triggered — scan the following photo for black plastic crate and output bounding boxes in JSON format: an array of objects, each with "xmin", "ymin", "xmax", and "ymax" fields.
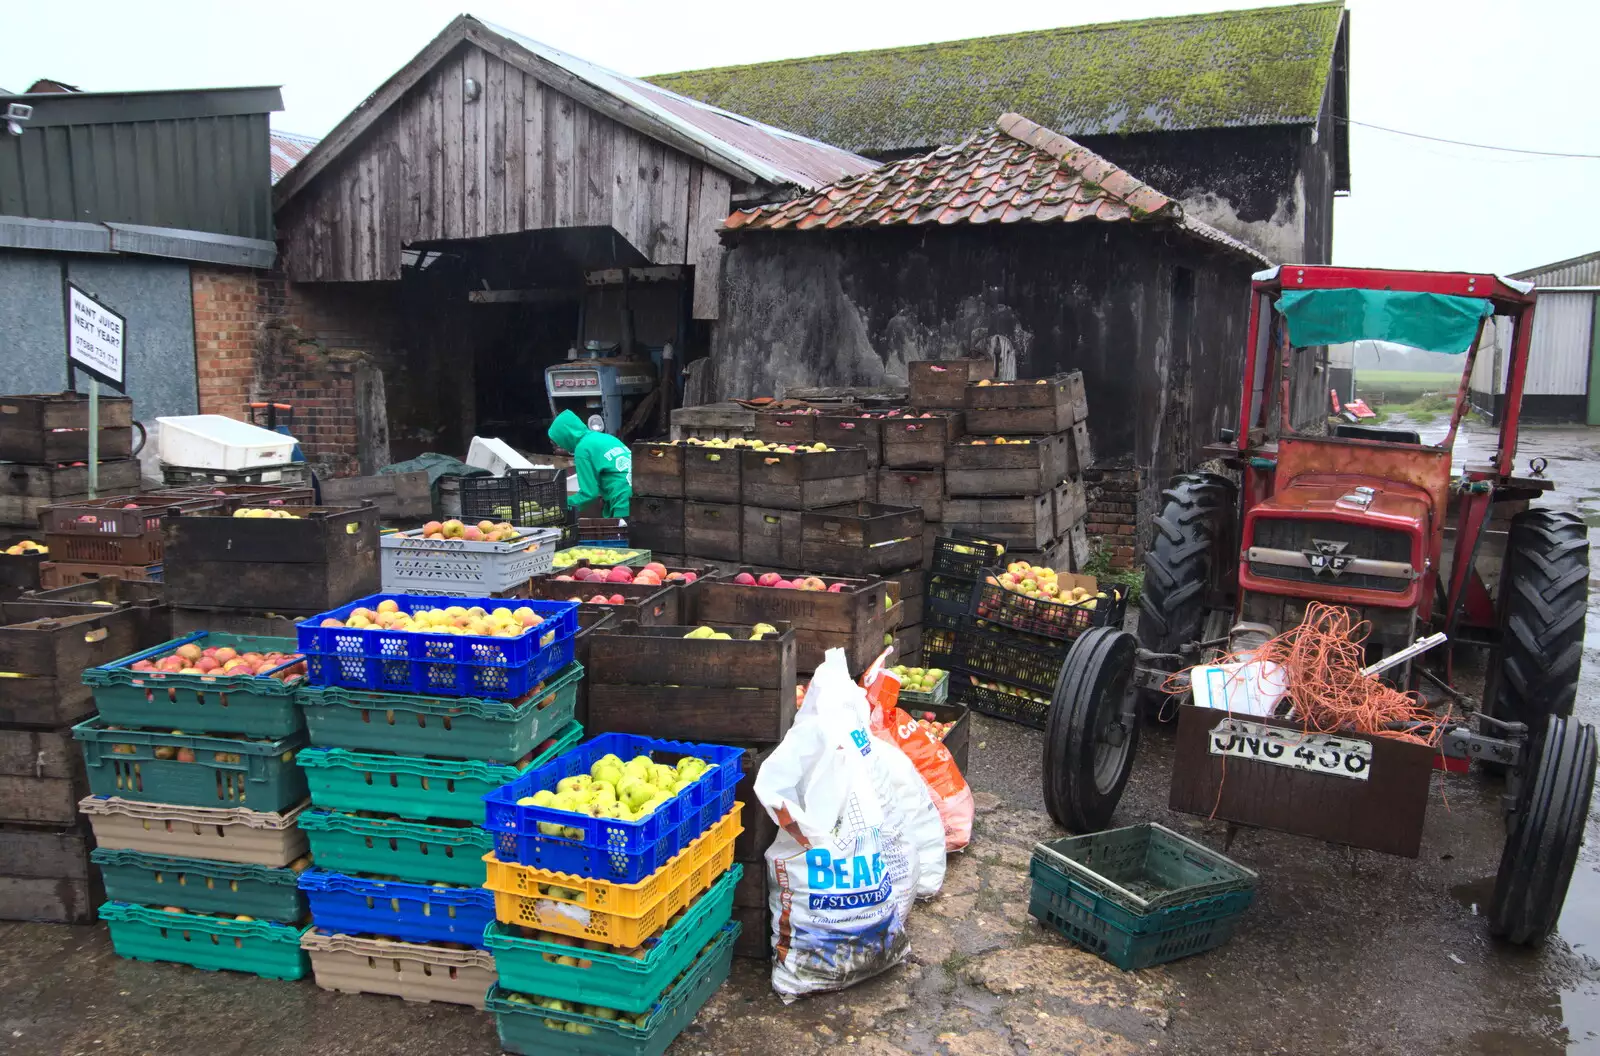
[
  {"xmin": 951, "ymin": 675, "xmax": 1052, "ymax": 730},
  {"xmin": 971, "ymin": 574, "xmax": 1127, "ymax": 643},
  {"xmin": 952, "ymin": 618, "xmax": 1069, "ymax": 695},
  {"xmin": 923, "ymin": 626, "xmax": 958, "ymax": 668},
  {"xmin": 929, "ymin": 532, "xmax": 1008, "ymax": 581},
  {"xmin": 459, "ymin": 469, "xmax": 567, "ymax": 528}
]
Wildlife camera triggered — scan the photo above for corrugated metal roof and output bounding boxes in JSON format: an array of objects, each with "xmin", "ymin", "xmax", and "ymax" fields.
[
  {"xmin": 270, "ymin": 130, "xmax": 319, "ymax": 185},
  {"xmin": 649, "ymin": 2, "xmax": 1347, "ymax": 156},
  {"xmin": 481, "ymin": 22, "xmax": 875, "ymax": 189},
  {"xmin": 1512, "ymin": 250, "xmax": 1600, "ymax": 288},
  {"xmin": 723, "ymin": 113, "xmax": 1269, "ymax": 264}
]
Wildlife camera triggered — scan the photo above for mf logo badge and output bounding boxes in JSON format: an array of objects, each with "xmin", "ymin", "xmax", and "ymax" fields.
[{"xmin": 1304, "ymin": 539, "xmax": 1352, "ymax": 577}]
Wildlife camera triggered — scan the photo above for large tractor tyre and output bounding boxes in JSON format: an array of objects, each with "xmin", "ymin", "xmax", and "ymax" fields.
[
  {"xmin": 1495, "ymin": 509, "xmax": 1589, "ymax": 732},
  {"xmin": 1489, "ymin": 714, "xmax": 1596, "ymax": 945},
  {"xmin": 1043, "ymin": 627, "xmax": 1141, "ymax": 834},
  {"xmin": 1137, "ymin": 473, "xmax": 1237, "ymax": 716}
]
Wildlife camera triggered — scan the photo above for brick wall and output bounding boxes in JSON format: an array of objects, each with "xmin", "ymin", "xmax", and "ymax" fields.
[
  {"xmin": 190, "ymin": 267, "xmax": 398, "ymax": 478},
  {"xmin": 1083, "ymin": 466, "xmax": 1144, "ymax": 569}
]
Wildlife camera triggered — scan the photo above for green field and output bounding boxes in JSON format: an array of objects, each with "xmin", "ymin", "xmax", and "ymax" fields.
[{"xmin": 1353, "ymin": 370, "xmax": 1459, "ymax": 404}]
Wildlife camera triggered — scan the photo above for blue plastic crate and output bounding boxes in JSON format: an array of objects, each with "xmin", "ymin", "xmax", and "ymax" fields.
[
  {"xmin": 482, "ymin": 732, "xmax": 744, "ymax": 884},
  {"xmin": 297, "ymin": 869, "xmax": 495, "ymax": 948},
  {"xmin": 296, "ymin": 594, "xmax": 579, "ymax": 700}
]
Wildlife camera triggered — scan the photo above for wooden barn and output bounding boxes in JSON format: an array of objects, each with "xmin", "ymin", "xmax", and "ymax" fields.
[{"xmin": 267, "ymin": 15, "xmax": 872, "ymax": 457}]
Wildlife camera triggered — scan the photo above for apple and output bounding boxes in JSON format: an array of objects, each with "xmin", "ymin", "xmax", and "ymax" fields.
[
  {"xmin": 462, "ymin": 526, "xmax": 483, "ymax": 541},
  {"xmin": 554, "ymin": 574, "xmax": 574, "ymax": 581},
  {"xmin": 734, "ymin": 572, "xmax": 757, "ymax": 586},
  {"xmin": 422, "ymin": 521, "xmax": 443, "ymax": 536},
  {"xmin": 827, "ymin": 583, "xmax": 846, "ymax": 592},
  {"xmin": 774, "ymin": 579, "xmax": 795, "ymax": 589},
  {"xmin": 608, "ymin": 593, "xmax": 625, "ymax": 605},
  {"xmin": 682, "ymin": 572, "xmax": 698, "ymax": 584},
  {"xmin": 588, "ymin": 594, "xmax": 611, "ymax": 605},
  {"xmin": 757, "ymin": 572, "xmax": 782, "ymax": 588},
  {"xmin": 605, "ymin": 565, "xmax": 634, "ymax": 584},
  {"xmin": 572, "ymin": 567, "xmax": 594, "ymax": 581},
  {"xmin": 642, "ymin": 562, "xmax": 667, "ymax": 577}
]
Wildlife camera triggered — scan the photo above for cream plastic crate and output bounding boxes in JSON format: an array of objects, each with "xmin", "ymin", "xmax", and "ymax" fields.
[
  {"xmin": 301, "ymin": 930, "xmax": 498, "ymax": 1008},
  {"xmin": 77, "ymin": 796, "xmax": 309, "ymax": 867},
  {"xmin": 156, "ymin": 415, "xmax": 298, "ymax": 471}
]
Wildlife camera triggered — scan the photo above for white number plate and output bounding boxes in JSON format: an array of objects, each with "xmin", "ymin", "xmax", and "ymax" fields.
[{"xmin": 1207, "ymin": 718, "xmax": 1373, "ymax": 781}]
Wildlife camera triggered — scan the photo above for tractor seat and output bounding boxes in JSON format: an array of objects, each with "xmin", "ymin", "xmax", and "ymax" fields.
[{"xmin": 1334, "ymin": 424, "xmax": 1423, "ymax": 445}]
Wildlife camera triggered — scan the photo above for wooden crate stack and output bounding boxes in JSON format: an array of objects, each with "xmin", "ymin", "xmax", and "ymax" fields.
[{"xmin": 0, "ymin": 596, "xmax": 158, "ymax": 923}]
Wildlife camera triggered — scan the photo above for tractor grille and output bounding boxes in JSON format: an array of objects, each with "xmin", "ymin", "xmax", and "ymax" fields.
[{"xmin": 1248, "ymin": 518, "xmax": 1414, "ymax": 593}]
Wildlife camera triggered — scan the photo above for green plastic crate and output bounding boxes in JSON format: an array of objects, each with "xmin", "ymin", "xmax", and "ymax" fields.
[
  {"xmin": 98, "ymin": 901, "xmax": 312, "ymax": 980},
  {"xmin": 489, "ymin": 923, "xmax": 737, "ymax": 1056},
  {"xmin": 73, "ymin": 717, "xmax": 309, "ymax": 812},
  {"xmin": 299, "ymin": 662, "xmax": 582, "ymax": 762},
  {"xmin": 485, "ymin": 865, "xmax": 741, "ymax": 1014},
  {"xmin": 83, "ymin": 632, "xmax": 306, "ymax": 738},
  {"xmin": 552, "ymin": 547, "xmax": 652, "ymax": 570},
  {"xmin": 298, "ymin": 809, "xmax": 495, "ymax": 887},
  {"xmin": 298, "ymin": 721, "xmax": 582, "ymax": 823},
  {"xmin": 91, "ymin": 849, "xmax": 308, "ymax": 922}
]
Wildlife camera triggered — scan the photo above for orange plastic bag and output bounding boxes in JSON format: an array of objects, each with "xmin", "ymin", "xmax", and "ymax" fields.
[{"xmin": 862, "ymin": 654, "xmax": 973, "ymax": 852}]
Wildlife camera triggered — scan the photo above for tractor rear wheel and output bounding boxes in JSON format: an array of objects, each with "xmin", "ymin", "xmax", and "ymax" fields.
[
  {"xmin": 1043, "ymin": 628, "xmax": 1140, "ymax": 833},
  {"xmin": 1489, "ymin": 714, "xmax": 1596, "ymax": 945},
  {"xmin": 1494, "ymin": 509, "xmax": 1588, "ymax": 732},
  {"xmin": 1137, "ymin": 473, "xmax": 1236, "ymax": 716}
]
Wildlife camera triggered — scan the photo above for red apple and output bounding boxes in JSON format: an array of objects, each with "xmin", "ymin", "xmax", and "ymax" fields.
[
  {"xmin": 554, "ymin": 574, "xmax": 574, "ymax": 581},
  {"xmin": 572, "ymin": 567, "xmax": 593, "ymax": 581},
  {"xmin": 734, "ymin": 572, "xmax": 757, "ymax": 586},
  {"xmin": 757, "ymin": 572, "xmax": 782, "ymax": 588},
  {"xmin": 608, "ymin": 593, "xmax": 625, "ymax": 605},
  {"xmin": 827, "ymin": 583, "xmax": 846, "ymax": 592},
  {"xmin": 682, "ymin": 572, "xmax": 698, "ymax": 584},
  {"xmin": 774, "ymin": 579, "xmax": 796, "ymax": 589},
  {"xmin": 643, "ymin": 562, "xmax": 667, "ymax": 577},
  {"xmin": 605, "ymin": 566, "xmax": 634, "ymax": 584},
  {"xmin": 588, "ymin": 594, "xmax": 611, "ymax": 605}
]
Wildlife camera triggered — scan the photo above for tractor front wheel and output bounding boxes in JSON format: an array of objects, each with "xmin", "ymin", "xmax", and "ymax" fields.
[
  {"xmin": 1489, "ymin": 714, "xmax": 1596, "ymax": 945},
  {"xmin": 1043, "ymin": 627, "xmax": 1140, "ymax": 833},
  {"xmin": 1137, "ymin": 473, "xmax": 1236, "ymax": 716},
  {"xmin": 1493, "ymin": 509, "xmax": 1589, "ymax": 732}
]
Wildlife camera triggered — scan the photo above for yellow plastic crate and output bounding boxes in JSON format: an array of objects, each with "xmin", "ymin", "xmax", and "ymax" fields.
[{"xmin": 485, "ymin": 805, "xmax": 741, "ymax": 947}]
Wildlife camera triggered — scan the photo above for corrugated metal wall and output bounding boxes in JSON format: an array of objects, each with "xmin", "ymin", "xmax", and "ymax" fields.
[
  {"xmin": 0, "ymin": 250, "xmax": 198, "ymax": 421},
  {"xmin": 0, "ymin": 113, "xmax": 274, "ymax": 240},
  {"xmin": 1513, "ymin": 251, "xmax": 1600, "ymax": 288},
  {"xmin": 1470, "ymin": 316, "xmax": 1511, "ymax": 396},
  {"xmin": 1524, "ymin": 292, "xmax": 1594, "ymax": 396}
]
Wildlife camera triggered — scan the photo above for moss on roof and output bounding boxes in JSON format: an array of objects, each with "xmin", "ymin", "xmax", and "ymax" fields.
[{"xmin": 648, "ymin": 2, "xmax": 1345, "ymax": 155}]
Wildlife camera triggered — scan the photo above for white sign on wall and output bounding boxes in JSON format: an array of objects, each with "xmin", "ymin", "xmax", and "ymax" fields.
[{"xmin": 66, "ymin": 283, "xmax": 126, "ymax": 389}]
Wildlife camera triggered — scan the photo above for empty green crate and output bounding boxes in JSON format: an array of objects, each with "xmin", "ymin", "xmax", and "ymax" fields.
[
  {"xmin": 298, "ymin": 662, "xmax": 581, "ymax": 762},
  {"xmin": 298, "ymin": 809, "xmax": 495, "ymax": 887},
  {"xmin": 92, "ymin": 849, "xmax": 308, "ymax": 922},
  {"xmin": 83, "ymin": 632, "xmax": 306, "ymax": 738},
  {"xmin": 489, "ymin": 923, "xmax": 737, "ymax": 1056},
  {"xmin": 298, "ymin": 721, "xmax": 581, "ymax": 823},
  {"xmin": 485, "ymin": 865, "xmax": 741, "ymax": 1014},
  {"xmin": 73, "ymin": 718, "xmax": 309, "ymax": 812},
  {"xmin": 99, "ymin": 901, "xmax": 312, "ymax": 980}
]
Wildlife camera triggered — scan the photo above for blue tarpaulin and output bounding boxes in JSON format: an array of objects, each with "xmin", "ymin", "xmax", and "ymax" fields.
[{"xmin": 1275, "ymin": 288, "xmax": 1493, "ymax": 354}]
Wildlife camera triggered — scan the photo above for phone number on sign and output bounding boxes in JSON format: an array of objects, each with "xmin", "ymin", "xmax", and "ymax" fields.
[{"xmin": 1207, "ymin": 717, "xmax": 1373, "ymax": 780}]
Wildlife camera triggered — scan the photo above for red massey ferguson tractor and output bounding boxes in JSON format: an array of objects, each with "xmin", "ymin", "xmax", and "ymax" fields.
[{"xmin": 1043, "ymin": 265, "xmax": 1595, "ymax": 945}]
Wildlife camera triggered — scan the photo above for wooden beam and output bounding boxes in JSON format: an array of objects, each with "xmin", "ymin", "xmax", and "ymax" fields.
[{"xmin": 467, "ymin": 288, "xmax": 582, "ymax": 304}]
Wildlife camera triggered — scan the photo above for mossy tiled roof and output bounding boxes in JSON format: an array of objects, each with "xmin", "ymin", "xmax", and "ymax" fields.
[{"xmin": 650, "ymin": 2, "xmax": 1346, "ymax": 155}]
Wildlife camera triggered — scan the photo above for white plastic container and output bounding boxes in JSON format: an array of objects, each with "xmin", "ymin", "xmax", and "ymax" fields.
[
  {"xmin": 466, "ymin": 436, "xmax": 534, "ymax": 476},
  {"xmin": 1189, "ymin": 659, "xmax": 1289, "ymax": 718},
  {"xmin": 156, "ymin": 415, "xmax": 297, "ymax": 471},
  {"xmin": 380, "ymin": 525, "xmax": 562, "ymax": 594}
]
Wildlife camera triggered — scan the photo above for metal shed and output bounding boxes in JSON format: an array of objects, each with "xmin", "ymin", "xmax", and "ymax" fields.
[{"xmin": 1470, "ymin": 250, "xmax": 1600, "ymax": 424}]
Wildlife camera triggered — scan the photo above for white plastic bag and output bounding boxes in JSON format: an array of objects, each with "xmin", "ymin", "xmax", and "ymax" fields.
[
  {"xmin": 755, "ymin": 649, "xmax": 917, "ymax": 1001},
  {"xmin": 868, "ymin": 727, "xmax": 947, "ymax": 899}
]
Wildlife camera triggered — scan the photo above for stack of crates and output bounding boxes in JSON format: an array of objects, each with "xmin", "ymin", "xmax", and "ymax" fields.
[
  {"xmin": 74, "ymin": 631, "xmax": 316, "ymax": 979},
  {"xmin": 292, "ymin": 592, "xmax": 583, "ymax": 1008},
  {"xmin": 34, "ymin": 493, "xmax": 222, "ymax": 588},
  {"xmin": 479, "ymin": 732, "xmax": 745, "ymax": 1054},
  {"xmin": 0, "ymin": 391, "xmax": 142, "ymax": 539}
]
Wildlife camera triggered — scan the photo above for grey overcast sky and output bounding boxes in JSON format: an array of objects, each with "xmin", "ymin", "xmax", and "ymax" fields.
[{"xmin": 4, "ymin": 0, "xmax": 1595, "ymax": 274}]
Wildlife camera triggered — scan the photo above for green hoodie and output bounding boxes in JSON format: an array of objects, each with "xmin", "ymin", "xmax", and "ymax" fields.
[{"xmin": 548, "ymin": 410, "xmax": 631, "ymax": 517}]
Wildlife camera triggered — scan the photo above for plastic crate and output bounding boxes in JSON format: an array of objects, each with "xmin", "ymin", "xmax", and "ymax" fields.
[
  {"xmin": 950, "ymin": 676, "xmax": 1052, "ymax": 730},
  {"xmin": 98, "ymin": 901, "xmax": 311, "ymax": 980},
  {"xmin": 486, "ymin": 865, "xmax": 740, "ymax": 1014},
  {"xmin": 298, "ymin": 722, "xmax": 582, "ymax": 824},
  {"xmin": 896, "ymin": 670, "xmax": 949, "ymax": 707},
  {"xmin": 484, "ymin": 806, "xmax": 741, "ymax": 947},
  {"xmin": 82, "ymin": 632, "xmax": 307, "ymax": 738},
  {"xmin": 156, "ymin": 414, "xmax": 298, "ymax": 471},
  {"xmin": 922, "ymin": 627, "xmax": 957, "ymax": 668},
  {"xmin": 483, "ymin": 733, "xmax": 744, "ymax": 883},
  {"xmin": 298, "ymin": 810, "xmax": 495, "ymax": 887},
  {"xmin": 972, "ymin": 575, "xmax": 1127, "ymax": 643},
  {"xmin": 489, "ymin": 924, "xmax": 738, "ymax": 1056},
  {"xmin": 78, "ymin": 797, "xmax": 309, "ymax": 867},
  {"xmin": 952, "ymin": 620, "xmax": 1070, "ymax": 696},
  {"xmin": 929, "ymin": 533, "xmax": 1008, "ymax": 580},
  {"xmin": 297, "ymin": 594, "xmax": 579, "ymax": 700},
  {"xmin": 381, "ymin": 525, "xmax": 561, "ymax": 594},
  {"xmin": 91, "ymin": 848, "xmax": 308, "ymax": 922},
  {"xmin": 1029, "ymin": 825, "xmax": 1257, "ymax": 971},
  {"xmin": 301, "ymin": 929, "xmax": 499, "ymax": 1008},
  {"xmin": 460, "ymin": 468, "xmax": 569, "ymax": 528},
  {"xmin": 299, "ymin": 870, "xmax": 496, "ymax": 947},
  {"xmin": 72, "ymin": 718, "xmax": 309, "ymax": 812},
  {"xmin": 162, "ymin": 462, "xmax": 310, "ymax": 487},
  {"xmin": 552, "ymin": 547, "xmax": 652, "ymax": 570},
  {"xmin": 299, "ymin": 661, "xmax": 581, "ymax": 763}
]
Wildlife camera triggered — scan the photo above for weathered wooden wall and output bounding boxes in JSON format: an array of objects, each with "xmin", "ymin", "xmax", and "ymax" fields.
[{"xmin": 276, "ymin": 42, "xmax": 730, "ymax": 312}]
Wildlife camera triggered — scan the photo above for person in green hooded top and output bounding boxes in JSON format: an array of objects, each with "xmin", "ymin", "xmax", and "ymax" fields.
[{"xmin": 548, "ymin": 409, "xmax": 632, "ymax": 517}]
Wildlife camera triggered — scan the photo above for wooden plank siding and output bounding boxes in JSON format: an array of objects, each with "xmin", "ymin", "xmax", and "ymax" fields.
[{"xmin": 278, "ymin": 41, "xmax": 730, "ymax": 319}]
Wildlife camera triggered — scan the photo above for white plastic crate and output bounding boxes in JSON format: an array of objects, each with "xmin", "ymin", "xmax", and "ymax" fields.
[
  {"xmin": 466, "ymin": 436, "xmax": 535, "ymax": 476},
  {"xmin": 157, "ymin": 415, "xmax": 298, "ymax": 471},
  {"xmin": 380, "ymin": 526, "xmax": 561, "ymax": 594}
]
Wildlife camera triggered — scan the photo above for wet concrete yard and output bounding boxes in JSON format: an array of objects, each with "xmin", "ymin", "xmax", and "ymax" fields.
[{"xmin": 3, "ymin": 421, "xmax": 1599, "ymax": 1055}]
